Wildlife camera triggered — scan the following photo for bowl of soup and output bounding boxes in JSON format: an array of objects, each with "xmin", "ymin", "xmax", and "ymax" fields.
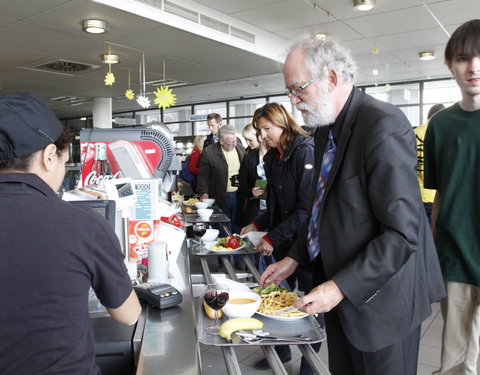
[
  {"xmin": 222, "ymin": 290, "xmax": 261, "ymax": 318},
  {"xmin": 202, "ymin": 198, "xmax": 215, "ymax": 207}
]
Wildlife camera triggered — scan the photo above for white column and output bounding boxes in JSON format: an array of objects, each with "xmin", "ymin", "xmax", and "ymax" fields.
[{"xmin": 92, "ymin": 97, "xmax": 112, "ymax": 128}]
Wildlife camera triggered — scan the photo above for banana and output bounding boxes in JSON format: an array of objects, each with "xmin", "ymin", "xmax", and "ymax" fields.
[
  {"xmin": 203, "ymin": 300, "xmax": 223, "ymax": 319},
  {"xmin": 219, "ymin": 318, "xmax": 263, "ymax": 342}
]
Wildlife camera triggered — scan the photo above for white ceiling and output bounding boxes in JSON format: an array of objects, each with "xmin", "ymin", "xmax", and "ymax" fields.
[{"xmin": 0, "ymin": 0, "xmax": 477, "ymax": 119}]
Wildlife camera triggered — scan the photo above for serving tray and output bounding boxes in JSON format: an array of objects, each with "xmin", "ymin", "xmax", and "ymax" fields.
[
  {"xmin": 196, "ymin": 299, "xmax": 325, "ymax": 347},
  {"xmin": 185, "ymin": 213, "xmax": 230, "ymax": 223}
]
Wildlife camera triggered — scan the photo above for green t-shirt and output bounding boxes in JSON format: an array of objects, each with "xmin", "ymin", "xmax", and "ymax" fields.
[{"xmin": 424, "ymin": 103, "xmax": 480, "ymax": 286}]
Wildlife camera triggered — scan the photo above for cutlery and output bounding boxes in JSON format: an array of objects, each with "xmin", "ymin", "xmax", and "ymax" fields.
[
  {"xmin": 236, "ymin": 330, "xmax": 312, "ymax": 343},
  {"xmin": 272, "ymin": 305, "xmax": 301, "ymax": 316}
]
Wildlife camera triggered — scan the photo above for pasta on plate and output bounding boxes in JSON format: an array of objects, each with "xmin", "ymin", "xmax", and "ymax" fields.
[{"xmin": 257, "ymin": 290, "xmax": 307, "ymax": 318}]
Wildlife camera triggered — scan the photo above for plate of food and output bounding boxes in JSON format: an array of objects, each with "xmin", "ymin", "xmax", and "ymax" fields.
[
  {"xmin": 253, "ymin": 284, "xmax": 309, "ymax": 321},
  {"xmin": 208, "ymin": 234, "xmax": 246, "ymax": 253},
  {"xmin": 184, "ymin": 197, "xmax": 200, "ymax": 206}
]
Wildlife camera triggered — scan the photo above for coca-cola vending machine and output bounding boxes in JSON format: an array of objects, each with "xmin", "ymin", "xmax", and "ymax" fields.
[{"xmin": 79, "ymin": 127, "xmax": 181, "ymax": 197}]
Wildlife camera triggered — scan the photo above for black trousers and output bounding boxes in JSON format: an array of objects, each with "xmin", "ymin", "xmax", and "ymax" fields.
[{"xmin": 326, "ymin": 308, "xmax": 421, "ymax": 375}]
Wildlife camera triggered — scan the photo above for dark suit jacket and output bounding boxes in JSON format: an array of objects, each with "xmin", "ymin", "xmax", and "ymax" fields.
[
  {"xmin": 289, "ymin": 87, "xmax": 445, "ymax": 352},
  {"xmin": 236, "ymin": 150, "xmax": 261, "ymax": 227},
  {"xmin": 203, "ymin": 133, "xmax": 216, "ymax": 149},
  {"xmin": 197, "ymin": 142, "xmax": 245, "ymax": 208}
]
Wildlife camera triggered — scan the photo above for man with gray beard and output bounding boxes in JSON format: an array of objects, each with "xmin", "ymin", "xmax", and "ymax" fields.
[{"xmin": 259, "ymin": 37, "xmax": 446, "ymax": 375}]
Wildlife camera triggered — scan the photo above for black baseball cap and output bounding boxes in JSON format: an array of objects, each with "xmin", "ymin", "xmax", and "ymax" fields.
[{"xmin": 0, "ymin": 92, "xmax": 63, "ymax": 160}]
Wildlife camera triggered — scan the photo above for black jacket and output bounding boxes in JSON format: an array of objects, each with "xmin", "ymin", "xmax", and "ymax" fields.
[
  {"xmin": 236, "ymin": 150, "xmax": 262, "ymax": 227},
  {"xmin": 203, "ymin": 133, "xmax": 216, "ymax": 149},
  {"xmin": 255, "ymin": 135, "xmax": 315, "ymax": 260},
  {"xmin": 197, "ymin": 142, "xmax": 245, "ymax": 208},
  {"xmin": 289, "ymin": 87, "xmax": 445, "ymax": 352}
]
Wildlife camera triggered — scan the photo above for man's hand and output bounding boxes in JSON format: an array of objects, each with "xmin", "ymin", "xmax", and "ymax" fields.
[
  {"xmin": 256, "ymin": 238, "xmax": 273, "ymax": 256},
  {"xmin": 251, "ymin": 186, "xmax": 265, "ymax": 198},
  {"xmin": 240, "ymin": 223, "xmax": 256, "ymax": 235},
  {"xmin": 294, "ymin": 280, "xmax": 344, "ymax": 314},
  {"xmin": 259, "ymin": 257, "xmax": 298, "ymax": 287}
]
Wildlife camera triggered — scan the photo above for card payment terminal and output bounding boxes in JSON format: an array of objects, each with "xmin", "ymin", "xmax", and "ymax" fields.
[{"xmin": 133, "ymin": 283, "xmax": 183, "ymax": 310}]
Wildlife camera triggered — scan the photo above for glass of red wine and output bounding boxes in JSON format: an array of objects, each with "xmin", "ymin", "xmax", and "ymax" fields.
[
  {"xmin": 203, "ymin": 283, "xmax": 229, "ymax": 335},
  {"xmin": 193, "ymin": 222, "xmax": 207, "ymax": 244}
]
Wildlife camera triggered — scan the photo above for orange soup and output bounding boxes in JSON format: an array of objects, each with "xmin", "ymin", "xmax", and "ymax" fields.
[{"xmin": 228, "ymin": 298, "xmax": 256, "ymax": 304}]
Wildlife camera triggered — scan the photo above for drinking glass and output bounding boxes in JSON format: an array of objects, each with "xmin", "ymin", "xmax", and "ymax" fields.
[
  {"xmin": 193, "ymin": 222, "xmax": 207, "ymax": 243},
  {"xmin": 203, "ymin": 283, "xmax": 229, "ymax": 334}
]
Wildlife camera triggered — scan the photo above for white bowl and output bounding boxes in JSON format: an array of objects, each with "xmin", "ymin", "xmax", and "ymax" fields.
[
  {"xmin": 195, "ymin": 202, "xmax": 209, "ymax": 210},
  {"xmin": 197, "ymin": 208, "xmax": 213, "ymax": 220},
  {"xmin": 222, "ymin": 290, "xmax": 261, "ymax": 318},
  {"xmin": 201, "ymin": 228, "xmax": 219, "ymax": 242},
  {"xmin": 202, "ymin": 198, "xmax": 215, "ymax": 207}
]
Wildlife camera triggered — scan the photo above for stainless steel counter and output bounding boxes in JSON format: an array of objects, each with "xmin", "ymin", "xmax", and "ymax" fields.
[{"xmin": 136, "ymin": 239, "xmax": 201, "ymax": 375}]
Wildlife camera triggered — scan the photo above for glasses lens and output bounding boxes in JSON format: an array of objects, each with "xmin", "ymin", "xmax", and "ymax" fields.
[{"xmin": 292, "ymin": 88, "xmax": 302, "ymax": 97}]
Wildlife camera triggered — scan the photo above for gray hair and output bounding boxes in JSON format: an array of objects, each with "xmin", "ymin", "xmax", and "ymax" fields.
[
  {"xmin": 288, "ymin": 37, "xmax": 357, "ymax": 83},
  {"xmin": 218, "ymin": 124, "xmax": 237, "ymax": 140}
]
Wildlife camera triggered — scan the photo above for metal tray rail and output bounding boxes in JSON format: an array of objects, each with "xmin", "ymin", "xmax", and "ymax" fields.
[{"xmin": 185, "ymin": 212, "xmax": 231, "ymax": 223}]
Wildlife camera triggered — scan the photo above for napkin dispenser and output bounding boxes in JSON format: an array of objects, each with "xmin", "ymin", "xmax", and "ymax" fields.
[{"xmin": 148, "ymin": 241, "xmax": 169, "ymax": 283}]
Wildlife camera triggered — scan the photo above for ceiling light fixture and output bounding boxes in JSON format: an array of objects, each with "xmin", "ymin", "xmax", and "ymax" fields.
[
  {"xmin": 314, "ymin": 32, "xmax": 328, "ymax": 40},
  {"xmin": 418, "ymin": 51, "xmax": 435, "ymax": 61},
  {"xmin": 102, "ymin": 54, "xmax": 120, "ymax": 64},
  {"xmin": 82, "ymin": 19, "xmax": 109, "ymax": 34},
  {"xmin": 353, "ymin": 0, "xmax": 376, "ymax": 11}
]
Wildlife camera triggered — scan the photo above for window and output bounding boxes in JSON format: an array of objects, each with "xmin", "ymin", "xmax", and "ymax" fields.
[
  {"xmin": 194, "ymin": 103, "xmax": 227, "ymax": 119},
  {"xmin": 365, "ymin": 83, "xmax": 420, "ymax": 105},
  {"xmin": 193, "ymin": 121, "xmax": 210, "ymax": 136},
  {"xmin": 399, "ymin": 106, "xmax": 420, "ymax": 127},
  {"xmin": 422, "ymin": 79, "xmax": 461, "ymax": 123},
  {"xmin": 229, "ymin": 98, "xmax": 266, "ymax": 117},
  {"xmin": 135, "ymin": 109, "xmax": 161, "ymax": 125},
  {"xmin": 163, "ymin": 106, "xmax": 192, "ymax": 123},
  {"xmin": 228, "ymin": 118, "xmax": 253, "ymax": 133},
  {"xmin": 270, "ymin": 95, "xmax": 292, "ymax": 113}
]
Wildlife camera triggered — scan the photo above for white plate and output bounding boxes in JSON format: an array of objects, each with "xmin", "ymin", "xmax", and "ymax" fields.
[
  {"xmin": 255, "ymin": 311, "xmax": 309, "ymax": 321},
  {"xmin": 213, "ymin": 277, "xmax": 251, "ymax": 292},
  {"xmin": 207, "ymin": 243, "xmax": 246, "ymax": 254}
]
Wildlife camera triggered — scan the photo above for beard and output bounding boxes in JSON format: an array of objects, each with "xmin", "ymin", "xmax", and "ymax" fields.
[{"xmin": 297, "ymin": 88, "xmax": 336, "ymax": 127}]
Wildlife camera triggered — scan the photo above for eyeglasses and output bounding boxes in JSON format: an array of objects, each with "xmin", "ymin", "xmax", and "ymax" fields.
[{"xmin": 286, "ymin": 75, "xmax": 321, "ymax": 98}]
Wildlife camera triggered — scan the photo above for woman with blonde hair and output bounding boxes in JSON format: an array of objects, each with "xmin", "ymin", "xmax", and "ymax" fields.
[
  {"xmin": 242, "ymin": 123, "xmax": 260, "ymax": 154},
  {"xmin": 236, "ymin": 123, "xmax": 268, "ymax": 228}
]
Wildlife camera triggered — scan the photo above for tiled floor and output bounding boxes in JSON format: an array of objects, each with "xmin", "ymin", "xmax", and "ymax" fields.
[{"xmin": 199, "ymin": 302, "xmax": 480, "ymax": 374}]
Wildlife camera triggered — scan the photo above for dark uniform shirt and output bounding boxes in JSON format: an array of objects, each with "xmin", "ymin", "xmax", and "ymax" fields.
[{"xmin": 0, "ymin": 173, "xmax": 133, "ymax": 375}]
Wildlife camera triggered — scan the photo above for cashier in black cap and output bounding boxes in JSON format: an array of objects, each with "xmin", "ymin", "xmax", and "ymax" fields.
[{"xmin": 0, "ymin": 92, "xmax": 141, "ymax": 375}]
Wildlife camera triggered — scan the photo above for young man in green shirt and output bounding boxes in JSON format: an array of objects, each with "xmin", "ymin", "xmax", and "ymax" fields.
[{"xmin": 424, "ymin": 19, "xmax": 480, "ymax": 375}]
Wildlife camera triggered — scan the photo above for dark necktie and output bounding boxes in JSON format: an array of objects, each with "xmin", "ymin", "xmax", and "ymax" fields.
[{"xmin": 307, "ymin": 129, "xmax": 336, "ymax": 260}]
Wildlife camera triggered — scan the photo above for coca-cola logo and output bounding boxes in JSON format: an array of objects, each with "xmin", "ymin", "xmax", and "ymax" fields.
[
  {"xmin": 84, "ymin": 171, "xmax": 121, "ymax": 186},
  {"xmin": 135, "ymin": 222, "xmax": 152, "ymax": 238}
]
